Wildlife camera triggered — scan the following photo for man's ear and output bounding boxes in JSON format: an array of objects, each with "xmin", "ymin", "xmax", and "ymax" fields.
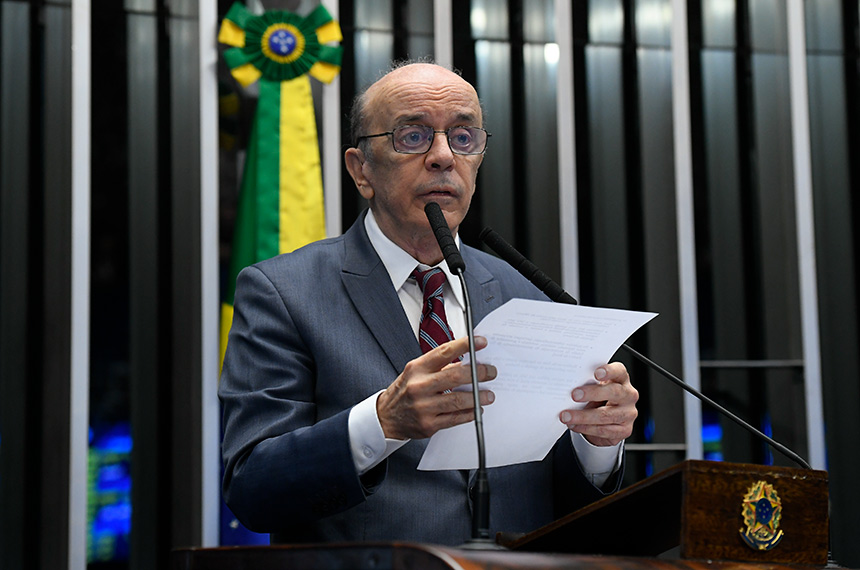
[{"xmin": 345, "ymin": 147, "xmax": 374, "ymax": 200}]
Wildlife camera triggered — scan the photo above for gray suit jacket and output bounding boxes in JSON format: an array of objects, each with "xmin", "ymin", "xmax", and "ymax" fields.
[{"xmin": 219, "ymin": 211, "xmax": 620, "ymax": 545}]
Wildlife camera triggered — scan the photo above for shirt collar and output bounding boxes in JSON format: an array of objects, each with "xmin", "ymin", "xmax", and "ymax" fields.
[{"xmin": 364, "ymin": 210, "xmax": 465, "ymax": 307}]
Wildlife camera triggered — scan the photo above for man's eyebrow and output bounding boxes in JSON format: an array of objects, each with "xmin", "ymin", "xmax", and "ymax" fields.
[{"xmin": 393, "ymin": 112, "xmax": 480, "ymax": 126}]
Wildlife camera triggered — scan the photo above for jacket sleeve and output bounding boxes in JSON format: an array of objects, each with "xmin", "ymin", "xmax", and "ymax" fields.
[
  {"xmin": 551, "ymin": 430, "xmax": 625, "ymax": 519},
  {"xmin": 219, "ymin": 265, "xmax": 384, "ymax": 533}
]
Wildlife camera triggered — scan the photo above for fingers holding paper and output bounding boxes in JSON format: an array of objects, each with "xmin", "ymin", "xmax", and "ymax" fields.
[
  {"xmin": 377, "ymin": 335, "xmax": 497, "ymax": 441},
  {"xmin": 559, "ymin": 362, "xmax": 638, "ymax": 447}
]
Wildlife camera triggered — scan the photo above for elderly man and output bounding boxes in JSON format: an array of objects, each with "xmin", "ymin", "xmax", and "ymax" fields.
[{"xmin": 219, "ymin": 62, "xmax": 638, "ymax": 545}]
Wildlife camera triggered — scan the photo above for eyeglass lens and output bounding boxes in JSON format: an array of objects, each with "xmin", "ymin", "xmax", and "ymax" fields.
[{"xmin": 392, "ymin": 125, "xmax": 486, "ymax": 154}]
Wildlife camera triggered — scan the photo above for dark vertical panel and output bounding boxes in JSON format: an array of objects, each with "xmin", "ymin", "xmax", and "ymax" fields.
[
  {"xmin": 474, "ymin": 40, "xmax": 515, "ymax": 244},
  {"xmin": 90, "ymin": 0, "xmax": 133, "ymax": 565},
  {"xmin": 698, "ymin": 44, "xmax": 754, "ymax": 463},
  {"xmin": 620, "ymin": 0, "xmax": 645, "ymax": 312},
  {"xmin": 405, "ymin": 0, "xmax": 434, "ymax": 58},
  {"xmin": 452, "ymin": 0, "xmax": 481, "ymax": 245},
  {"xmin": 452, "ymin": 0, "xmax": 477, "ymax": 82},
  {"xmin": 581, "ymin": 0, "xmax": 631, "ymax": 311},
  {"xmin": 573, "ymin": 0, "xmax": 595, "ymax": 303},
  {"xmin": 42, "ymin": 4, "xmax": 73, "ymax": 568},
  {"xmin": 815, "ymin": 0, "xmax": 860, "ymax": 564},
  {"xmin": 734, "ymin": 0, "xmax": 764, "ymax": 367},
  {"xmin": 754, "ymin": 49, "xmax": 805, "ymax": 462},
  {"xmin": 508, "ymin": 0, "xmax": 528, "ymax": 253},
  {"xmin": 122, "ymin": 0, "xmax": 179, "ymax": 566},
  {"xmin": 471, "ymin": 0, "xmax": 513, "ymax": 245},
  {"xmin": 154, "ymin": 0, "xmax": 177, "ymax": 561},
  {"xmin": 697, "ymin": 1, "xmax": 755, "ymax": 465},
  {"xmin": 616, "ymin": 0, "xmax": 652, "ymax": 473},
  {"xmin": 751, "ymin": 55, "xmax": 800, "ymax": 363},
  {"xmin": 522, "ymin": 0, "xmax": 560, "ymax": 281},
  {"xmin": 687, "ymin": 0, "xmax": 715, "ymax": 359},
  {"xmin": 27, "ymin": 11, "xmax": 50, "ymax": 560},
  {"xmin": 170, "ymin": 4, "xmax": 203, "ymax": 551},
  {"xmin": 392, "ymin": 0, "xmax": 407, "ymax": 59},
  {"xmin": 339, "ymin": 0, "xmax": 358, "ymax": 231},
  {"xmin": 128, "ymin": 5, "xmax": 168, "ymax": 568},
  {"xmin": 637, "ymin": 44, "xmax": 685, "ymax": 473},
  {"xmin": 584, "ymin": 45, "xmax": 630, "ymax": 307},
  {"xmin": 0, "ymin": 3, "xmax": 36, "ymax": 568},
  {"xmin": 750, "ymin": 0, "xmax": 804, "ymax": 463},
  {"xmin": 710, "ymin": 0, "xmax": 761, "ymax": 464},
  {"xmin": 472, "ymin": 0, "xmax": 516, "ymax": 249},
  {"xmin": 845, "ymin": 0, "xmax": 860, "ymax": 331},
  {"xmin": 523, "ymin": 43, "xmax": 560, "ymax": 281},
  {"xmin": 342, "ymin": 0, "xmax": 394, "ymax": 228}
]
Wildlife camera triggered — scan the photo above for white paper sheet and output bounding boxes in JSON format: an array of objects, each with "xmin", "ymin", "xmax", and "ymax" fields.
[{"xmin": 417, "ymin": 298, "xmax": 657, "ymax": 471}]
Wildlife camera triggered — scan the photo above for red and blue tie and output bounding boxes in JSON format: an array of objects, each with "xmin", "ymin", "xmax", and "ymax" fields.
[{"xmin": 412, "ymin": 267, "xmax": 456, "ymax": 354}]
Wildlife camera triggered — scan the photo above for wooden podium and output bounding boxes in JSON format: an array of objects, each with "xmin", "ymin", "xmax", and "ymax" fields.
[
  {"xmin": 501, "ymin": 460, "xmax": 831, "ymax": 565},
  {"xmin": 173, "ymin": 460, "xmax": 836, "ymax": 569}
]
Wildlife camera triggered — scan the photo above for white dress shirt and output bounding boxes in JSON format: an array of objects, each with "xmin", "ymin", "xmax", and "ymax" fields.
[{"xmin": 347, "ymin": 210, "xmax": 622, "ymax": 487}]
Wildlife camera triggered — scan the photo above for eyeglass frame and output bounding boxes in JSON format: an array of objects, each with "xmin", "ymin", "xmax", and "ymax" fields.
[{"xmin": 355, "ymin": 125, "xmax": 491, "ymax": 155}]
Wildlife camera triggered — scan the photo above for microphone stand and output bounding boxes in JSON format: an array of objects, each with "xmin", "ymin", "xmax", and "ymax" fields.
[
  {"xmin": 424, "ymin": 203, "xmax": 501, "ymax": 549},
  {"xmin": 479, "ymin": 225, "xmax": 842, "ymax": 565},
  {"xmin": 455, "ymin": 269, "xmax": 499, "ymax": 549},
  {"xmin": 479, "ymin": 226, "xmax": 812, "ymax": 471}
]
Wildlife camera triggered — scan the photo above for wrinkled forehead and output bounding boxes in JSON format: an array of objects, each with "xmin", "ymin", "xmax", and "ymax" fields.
[{"xmin": 363, "ymin": 65, "xmax": 483, "ymax": 131}]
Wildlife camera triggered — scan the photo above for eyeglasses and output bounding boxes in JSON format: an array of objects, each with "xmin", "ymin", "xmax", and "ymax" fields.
[{"xmin": 356, "ymin": 125, "xmax": 491, "ymax": 155}]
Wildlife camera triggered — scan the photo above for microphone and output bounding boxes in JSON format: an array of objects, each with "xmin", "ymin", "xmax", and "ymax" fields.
[
  {"xmin": 479, "ymin": 226, "xmax": 812, "ymax": 471},
  {"xmin": 479, "ymin": 227, "xmax": 575, "ymax": 305},
  {"xmin": 424, "ymin": 203, "xmax": 497, "ymax": 548},
  {"xmin": 425, "ymin": 201, "xmax": 465, "ymax": 273}
]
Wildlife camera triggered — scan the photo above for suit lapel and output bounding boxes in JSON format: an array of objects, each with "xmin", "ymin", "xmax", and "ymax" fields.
[
  {"xmin": 340, "ymin": 214, "xmax": 420, "ymax": 373},
  {"xmin": 460, "ymin": 244, "xmax": 505, "ymax": 326}
]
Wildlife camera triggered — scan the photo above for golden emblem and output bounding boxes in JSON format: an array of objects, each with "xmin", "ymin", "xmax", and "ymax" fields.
[{"xmin": 740, "ymin": 480, "xmax": 784, "ymax": 551}]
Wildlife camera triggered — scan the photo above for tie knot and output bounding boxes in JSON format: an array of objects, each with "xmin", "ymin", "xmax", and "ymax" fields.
[
  {"xmin": 411, "ymin": 267, "xmax": 446, "ymax": 302},
  {"xmin": 411, "ymin": 266, "xmax": 456, "ymax": 355}
]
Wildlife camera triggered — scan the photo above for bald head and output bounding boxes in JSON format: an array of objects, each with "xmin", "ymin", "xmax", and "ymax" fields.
[{"xmin": 349, "ymin": 63, "xmax": 483, "ymax": 151}]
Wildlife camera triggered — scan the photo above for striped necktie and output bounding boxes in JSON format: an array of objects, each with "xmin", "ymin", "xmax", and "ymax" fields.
[{"xmin": 412, "ymin": 267, "xmax": 456, "ymax": 353}]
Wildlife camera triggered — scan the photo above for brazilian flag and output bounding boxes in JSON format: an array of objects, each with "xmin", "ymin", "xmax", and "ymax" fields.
[{"xmin": 218, "ymin": 2, "xmax": 343, "ymax": 370}]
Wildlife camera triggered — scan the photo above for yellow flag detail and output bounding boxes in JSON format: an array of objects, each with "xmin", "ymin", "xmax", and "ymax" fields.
[
  {"xmin": 218, "ymin": 19, "xmax": 246, "ymax": 47},
  {"xmin": 279, "ymin": 76, "xmax": 326, "ymax": 254},
  {"xmin": 219, "ymin": 303, "xmax": 234, "ymax": 375},
  {"xmin": 315, "ymin": 20, "xmax": 343, "ymax": 44},
  {"xmin": 309, "ymin": 61, "xmax": 340, "ymax": 85},
  {"xmin": 231, "ymin": 63, "xmax": 263, "ymax": 87}
]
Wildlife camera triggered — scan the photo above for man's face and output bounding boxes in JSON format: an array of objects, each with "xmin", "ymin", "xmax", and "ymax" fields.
[{"xmin": 346, "ymin": 64, "xmax": 484, "ymax": 254}]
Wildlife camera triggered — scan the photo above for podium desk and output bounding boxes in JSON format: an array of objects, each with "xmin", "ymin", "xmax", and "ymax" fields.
[
  {"xmin": 177, "ymin": 461, "xmax": 839, "ymax": 569},
  {"xmin": 172, "ymin": 543, "xmax": 847, "ymax": 570}
]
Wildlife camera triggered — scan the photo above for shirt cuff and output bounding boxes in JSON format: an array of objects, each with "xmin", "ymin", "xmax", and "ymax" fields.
[
  {"xmin": 570, "ymin": 432, "xmax": 624, "ymax": 488},
  {"xmin": 348, "ymin": 390, "xmax": 409, "ymax": 475}
]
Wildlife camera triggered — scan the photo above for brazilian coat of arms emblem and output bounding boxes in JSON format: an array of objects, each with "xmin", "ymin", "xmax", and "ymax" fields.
[{"xmin": 740, "ymin": 480, "xmax": 784, "ymax": 551}]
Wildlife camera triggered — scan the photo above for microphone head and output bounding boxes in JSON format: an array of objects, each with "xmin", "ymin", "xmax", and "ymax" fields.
[
  {"xmin": 424, "ymin": 201, "xmax": 446, "ymax": 228},
  {"xmin": 425, "ymin": 202, "xmax": 466, "ymax": 273},
  {"xmin": 480, "ymin": 226, "xmax": 578, "ymax": 305}
]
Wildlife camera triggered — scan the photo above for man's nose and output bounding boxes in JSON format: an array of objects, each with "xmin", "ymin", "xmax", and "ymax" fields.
[{"xmin": 424, "ymin": 131, "xmax": 455, "ymax": 171}]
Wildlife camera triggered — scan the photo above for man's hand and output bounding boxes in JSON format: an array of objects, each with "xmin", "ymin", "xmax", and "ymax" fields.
[
  {"xmin": 558, "ymin": 362, "xmax": 638, "ymax": 447},
  {"xmin": 377, "ymin": 336, "xmax": 497, "ymax": 440}
]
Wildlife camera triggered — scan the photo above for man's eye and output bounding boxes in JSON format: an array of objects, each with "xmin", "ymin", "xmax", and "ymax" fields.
[
  {"xmin": 450, "ymin": 129, "xmax": 474, "ymax": 148},
  {"xmin": 397, "ymin": 127, "xmax": 428, "ymax": 147}
]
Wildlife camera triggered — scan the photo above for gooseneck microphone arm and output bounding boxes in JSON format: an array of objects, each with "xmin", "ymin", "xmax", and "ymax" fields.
[
  {"xmin": 425, "ymin": 203, "xmax": 494, "ymax": 545},
  {"xmin": 479, "ymin": 226, "xmax": 812, "ymax": 471}
]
